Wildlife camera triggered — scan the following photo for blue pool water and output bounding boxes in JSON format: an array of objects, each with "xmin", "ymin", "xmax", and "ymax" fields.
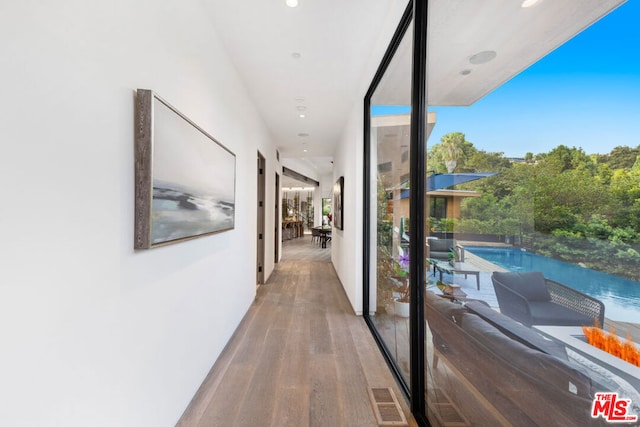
[{"xmin": 467, "ymin": 246, "xmax": 640, "ymax": 323}]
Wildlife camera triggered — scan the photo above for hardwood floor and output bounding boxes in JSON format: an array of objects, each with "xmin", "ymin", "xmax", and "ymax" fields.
[{"xmin": 177, "ymin": 236, "xmax": 417, "ymax": 427}]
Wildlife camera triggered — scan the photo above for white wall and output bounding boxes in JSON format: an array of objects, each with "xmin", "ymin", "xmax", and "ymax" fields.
[
  {"xmin": 0, "ymin": 1, "xmax": 277, "ymax": 426},
  {"xmin": 330, "ymin": 0, "xmax": 408, "ymax": 315},
  {"xmin": 331, "ymin": 108, "xmax": 366, "ymax": 314},
  {"xmin": 319, "ymin": 174, "xmax": 335, "ymax": 199}
]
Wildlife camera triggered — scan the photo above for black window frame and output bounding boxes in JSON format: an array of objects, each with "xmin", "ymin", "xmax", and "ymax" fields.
[{"xmin": 363, "ymin": 1, "xmax": 430, "ymax": 425}]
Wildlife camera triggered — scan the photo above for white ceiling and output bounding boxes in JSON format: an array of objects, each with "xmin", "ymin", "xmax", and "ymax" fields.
[
  {"xmin": 203, "ymin": 0, "xmax": 408, "ymax": 184},
  {"xmin": 204, "ymin": 0, "xmax": 625, "ymax": 186},
  {"xmin": 375, "ymin": 0, "xmax": 626, "ymax": 106}
]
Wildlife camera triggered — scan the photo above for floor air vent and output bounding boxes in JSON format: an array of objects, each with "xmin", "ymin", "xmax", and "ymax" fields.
[
  {"xmin": 368, "ymin": 387, "xmax": 408, "ymax": 426},
  {"xmin": 426, "ymin": 388, "xmax": 470, "ymax": 427}
]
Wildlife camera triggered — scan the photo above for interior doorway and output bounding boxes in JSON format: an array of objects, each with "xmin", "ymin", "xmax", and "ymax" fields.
[{"xmin": 257, "ymin": 151, "xmax": 266, "ymax": 285}]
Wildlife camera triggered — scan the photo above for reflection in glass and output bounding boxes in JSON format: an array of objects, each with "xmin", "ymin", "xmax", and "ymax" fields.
[
  {"xmin": 423, "ymin": 2, "xmax": 638, "ymax": 426},
  {"xmin": 368, "ymin": 21, "xmax": 414, "ymax": 384}
]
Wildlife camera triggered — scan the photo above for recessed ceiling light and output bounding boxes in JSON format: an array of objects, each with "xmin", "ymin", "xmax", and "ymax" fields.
[
  {"xmin": 299, "ymin": 114, "xmax": 306, "ymax": 118},
  {"xmin": 460, "ymin": 69, "xmax": 472, "ymax": 76},
  {"xmin": 294, "ymin": 97, "xmax": 305, "ymax": 102},
  {"xmin": 298, "ymin": 133, "xmax": 309, "ymax": 137},
  {"xmin": 296, "ymin": 106, "xmax": 307, "ymax": 111},
  {"xmin": 469, "ymin": 50, "xmax": 497, "ymax": 65},
  {"xmin": 303, "ymin": 149, "xmax": 308, "ymax": 152},
  {"xmin": 285, "ymin": 0, "xmax": 298, "ymax": 7},
  {"xmin": 521, "ymin": 0, "xmax": 541, "ymax": 7},
  {"xmin": 292, "ymin": 52, "xmax": 301, "ymax": 59}
]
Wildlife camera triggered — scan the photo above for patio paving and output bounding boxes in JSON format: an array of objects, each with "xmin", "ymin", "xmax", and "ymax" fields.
[{"xmin": 426, "ymin": 250, "xmax": 506, "ymax": 308}]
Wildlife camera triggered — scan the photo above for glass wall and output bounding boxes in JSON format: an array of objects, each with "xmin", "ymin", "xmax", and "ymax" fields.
[
  {"xmin": 366, "ymin": 1, "xmax": 638, "ymax": 426},
  {"xmin": 367, "ymin": 16, "xmax": 414, "ymax": 388},
  {"xmin": 422, "ymin": 1, "xmax": 639, "ymax": 426}
]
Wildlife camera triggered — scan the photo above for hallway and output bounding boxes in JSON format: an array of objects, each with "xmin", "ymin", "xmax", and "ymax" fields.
[{"xmin": 177, "ymin": 236, "xmax": 416, "ymax": 426}]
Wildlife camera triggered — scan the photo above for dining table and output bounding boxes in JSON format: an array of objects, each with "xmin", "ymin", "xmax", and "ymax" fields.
[{"xmin": 313, "ymin": 226, "xmax": 332, "ymax": 248}]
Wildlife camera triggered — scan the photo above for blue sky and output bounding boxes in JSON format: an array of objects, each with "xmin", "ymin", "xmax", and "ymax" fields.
[{"xmin": 376, "ymin": 1, "xmax": 640, "ymax": 158}]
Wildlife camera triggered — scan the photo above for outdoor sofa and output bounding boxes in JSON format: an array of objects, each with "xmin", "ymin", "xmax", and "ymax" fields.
[
  {"xmin": 426, "ymin": 238, "xmax": 464, "ymax": 262},
  {"xmin": 425, "ymin": 290, "xmax": 615, "ymax": 426}
]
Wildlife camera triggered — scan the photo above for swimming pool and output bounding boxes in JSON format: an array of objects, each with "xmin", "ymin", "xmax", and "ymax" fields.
[{"xmin": 466, "ymin": 246, "xmax": 640, "ymax": 323}]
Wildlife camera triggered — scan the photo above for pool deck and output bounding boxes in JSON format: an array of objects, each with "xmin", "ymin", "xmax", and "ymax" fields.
[{"xmin": 432, "ymin": 244, "xmax": 640, "ymax": 343}]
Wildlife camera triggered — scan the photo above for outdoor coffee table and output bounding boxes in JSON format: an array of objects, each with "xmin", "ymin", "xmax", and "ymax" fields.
[{"xmin": 431, "ymin": 260, "xmax": 481, "ymax": 290}]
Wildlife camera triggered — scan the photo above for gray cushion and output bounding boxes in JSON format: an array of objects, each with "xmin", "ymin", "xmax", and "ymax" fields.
[
  {"xmin": 493, "ymin": 271, "xmax": 551, "ymax": 302},
  {"xmin": 465, "ymin": 300, "xmax": 567, "ymax": 360},
  {"xmin": 425, "ymin": 291, "xmax": 466, "ymax": 323},
  {"xmin": 460, "ymin": 313, "xmax": 592, "ymax": 397},
  {"xmin": 529, "ymin": 302, "xmax": 596, "ymax": 326}
]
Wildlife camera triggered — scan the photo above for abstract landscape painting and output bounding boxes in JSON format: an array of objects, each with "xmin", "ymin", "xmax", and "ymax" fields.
[{"xmin": 135, "ymin": 89, "xmax": 235, "ymax": 248}]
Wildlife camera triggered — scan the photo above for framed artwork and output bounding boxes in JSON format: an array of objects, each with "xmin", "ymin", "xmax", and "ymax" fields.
[
  {"xmin": 134, "ymin": 89, "xmax": 236, "ymax": 249},
  {"xmin": 333, "ymin": 176, "xmax": 344, "ymax": 230}
]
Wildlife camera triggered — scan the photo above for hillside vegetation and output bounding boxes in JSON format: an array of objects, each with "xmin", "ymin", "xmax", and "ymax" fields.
[{"xmin": 428, "ymin": 133, "xmax": 640, "ymax": 281}]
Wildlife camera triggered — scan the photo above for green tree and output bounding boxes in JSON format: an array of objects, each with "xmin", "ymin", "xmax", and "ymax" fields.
[
  {"xmin": 439, "ymin": 141, "xmax": 640, "ymax": 280},
  {"xmin": 598, "ymin": 145, "xmax": 640, "ymax": 170},
  {"xmin": 428, "ymin": 132, "xmax": 476, "ymax": 173},
  {"xmin": 465, "ymin": 149, "xmax": 512, "ymax": 173},
  {"xmin": 440, "ymin": 132, "xmax": 465, "ymax": 172},
  {"xmin": 544, "ymin": 145, "xmax": 594, "ymax": 173}
]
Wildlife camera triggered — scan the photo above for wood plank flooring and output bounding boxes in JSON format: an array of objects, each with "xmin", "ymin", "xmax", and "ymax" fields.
[{"xmin": 177, "ymin": 236, "xmax": 417, "ymax": 427}]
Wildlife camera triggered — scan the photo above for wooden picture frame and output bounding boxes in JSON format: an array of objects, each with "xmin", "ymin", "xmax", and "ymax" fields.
[{"xmin": 134, "ymin": 89, "xmax": 236, "ymax": 249}]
